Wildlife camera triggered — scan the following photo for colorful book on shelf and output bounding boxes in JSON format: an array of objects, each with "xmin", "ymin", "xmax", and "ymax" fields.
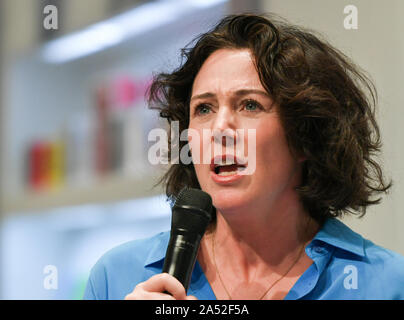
[
  {"xmin": 28, "ymin": 141, "xmax": 50, "ymax": 190},
  {"xmin": 28, "ymin": 140, "xmax": 65, "ymax": 191},
  {"xmin": 49, "ymin": 140, "xmax": 65, "ymax": 189}
]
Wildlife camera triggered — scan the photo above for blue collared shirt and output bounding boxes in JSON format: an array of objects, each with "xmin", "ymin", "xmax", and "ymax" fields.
[{"xmin": 83, "ymin": 218, "xmax": 404, "ymax": 300}]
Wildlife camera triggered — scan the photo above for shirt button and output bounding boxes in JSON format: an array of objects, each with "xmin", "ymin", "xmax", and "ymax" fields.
[{"xmin": 313, "ymin": 246, "xmax": 325, "ymax": 254}]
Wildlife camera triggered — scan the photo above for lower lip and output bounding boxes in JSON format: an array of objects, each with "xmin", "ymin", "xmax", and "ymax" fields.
[{"xmin": 210, "ymin": 170, "xmax": 245, "ymax": 184}]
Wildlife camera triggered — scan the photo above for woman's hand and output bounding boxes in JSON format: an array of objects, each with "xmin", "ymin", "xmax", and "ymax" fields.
[{"xmin": 124, "ymin": 273, "xmax": 198, "ymax": 300}]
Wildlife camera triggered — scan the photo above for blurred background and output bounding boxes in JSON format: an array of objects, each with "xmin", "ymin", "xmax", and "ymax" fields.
[{"xmin": 0, "ymin": 0, "xmax": 402, "ymax": 299}]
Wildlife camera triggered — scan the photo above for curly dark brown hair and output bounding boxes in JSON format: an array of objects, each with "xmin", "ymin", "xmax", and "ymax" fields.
[{"xmin": 147, "ymin": 13, "xmax": 392, "ymax": 225}]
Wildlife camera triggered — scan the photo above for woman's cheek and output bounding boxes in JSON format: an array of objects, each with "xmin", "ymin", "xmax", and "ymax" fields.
[
  {"xmin": 187, "ymin": 127, "xmax": 201, "ymax": 165},
  {"xmin": 189, "ymin": 127, "xmax": 214, "ymax": 166}
]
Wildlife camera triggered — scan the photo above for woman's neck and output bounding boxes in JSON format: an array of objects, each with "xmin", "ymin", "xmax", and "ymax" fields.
[{"xmin": 203, "ymin": 189, "xmax": 320, "ymax": 275}]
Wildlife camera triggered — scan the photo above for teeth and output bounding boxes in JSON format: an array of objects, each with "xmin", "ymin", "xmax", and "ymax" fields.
[
  {"xmin": 217, "ymin": 167, "xmax": 246, "ymax": 176},
  {"xmin": 214, "ymin": 159, "xmax": 236, "ymax": 167},
  {"xmin": 217, "ymin": 171, "xmax": 238, "ymax": 176}
]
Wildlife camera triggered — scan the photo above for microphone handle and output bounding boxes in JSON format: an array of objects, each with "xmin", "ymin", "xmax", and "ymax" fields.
[{"xmin": 162, "ymin": 232, "xmax": 201, "ymax": 292}]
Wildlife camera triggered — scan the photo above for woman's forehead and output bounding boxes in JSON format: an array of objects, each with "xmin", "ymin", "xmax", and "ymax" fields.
[{"xmin": 192, "ymin": 48, "xmax": 264, "ymax": 95}]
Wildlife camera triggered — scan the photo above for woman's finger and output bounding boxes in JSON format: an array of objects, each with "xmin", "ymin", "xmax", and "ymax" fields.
[{"xmin": 138, "ymin": 273, "xmax": 187, "ymax": 300}]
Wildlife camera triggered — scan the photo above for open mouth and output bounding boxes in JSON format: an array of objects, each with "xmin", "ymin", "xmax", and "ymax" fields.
[{"xmin": 210, "ymin": 155, "xmax": 247, "ymax": 176}]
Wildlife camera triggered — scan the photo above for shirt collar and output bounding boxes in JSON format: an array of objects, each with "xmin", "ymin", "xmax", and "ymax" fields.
[
  {"xmin": 312, "ymin": 218, "xmax": 365, "ymax": 257},
  {"xmin": 144, "ymin": 218, "xmax": 366, "ymax": 267},
  {"xmin": 144, "ymin": 231, "xmax": 170, "ymax": 267}
]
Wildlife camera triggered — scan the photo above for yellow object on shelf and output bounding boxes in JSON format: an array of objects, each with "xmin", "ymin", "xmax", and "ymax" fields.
[{"xmin": 49, "ymin": 140, "xmax": 66, "ymax": 190}]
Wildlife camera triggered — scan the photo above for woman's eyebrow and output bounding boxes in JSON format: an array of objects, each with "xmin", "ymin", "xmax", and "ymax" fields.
[{"xmin": 190, "ymin": 89, "xmax": 270, "ymax": 102}]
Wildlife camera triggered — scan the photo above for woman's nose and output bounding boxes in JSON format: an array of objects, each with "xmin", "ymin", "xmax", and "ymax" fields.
[
  {"xmin": 212, "ymin": 105, "xmax": 236, "ymax": 130},
  {"xmin": 211, "ymin": 106, "xmax": 237, "ymax": 145}
]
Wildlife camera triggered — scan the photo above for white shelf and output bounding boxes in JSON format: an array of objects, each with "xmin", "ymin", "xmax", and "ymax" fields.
[{"xmin": 1, "ymin": 171, "xmax": 165, "ymax": 215}]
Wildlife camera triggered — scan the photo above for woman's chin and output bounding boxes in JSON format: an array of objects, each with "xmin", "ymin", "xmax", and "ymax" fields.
[{"xmin": 211, "ymin": 190, "xmax": 252, "ymax": 213}]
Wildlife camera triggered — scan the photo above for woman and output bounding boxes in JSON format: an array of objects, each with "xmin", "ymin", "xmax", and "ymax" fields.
[{"xmin": 84, "ymin": 13, "xmax": 404, "ymax": 300}]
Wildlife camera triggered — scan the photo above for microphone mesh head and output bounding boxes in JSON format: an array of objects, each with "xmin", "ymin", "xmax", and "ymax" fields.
[{"xmin": 174, "ymin": 187, "xmax": 213, "ymax": 216}]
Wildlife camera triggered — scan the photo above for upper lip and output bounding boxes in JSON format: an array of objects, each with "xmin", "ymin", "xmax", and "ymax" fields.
[{"xmin": 210, "ymin": 154, "xmax": 247, "ymax": 172}]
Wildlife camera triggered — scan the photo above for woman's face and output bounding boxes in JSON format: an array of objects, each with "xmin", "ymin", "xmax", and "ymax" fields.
[{"xmin": 188, "ymin": 48, "xmax": 304, "ymax": 215}]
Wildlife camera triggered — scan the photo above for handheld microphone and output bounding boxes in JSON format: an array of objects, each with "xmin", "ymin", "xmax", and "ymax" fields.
[{"xmin": 162, "ymin": 187, "xmax": 213, "ymax": 293}]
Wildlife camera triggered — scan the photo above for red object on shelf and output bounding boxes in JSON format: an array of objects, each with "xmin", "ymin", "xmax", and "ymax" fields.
[
  {"xmin": 111, "ymin": 76, "xmax": 136, "ymax": 109},
  {"xmin": 28, "ymin": 141, "xmax": 52, "ymax": 191},
  {"xmin": 110, "ymin": 76, "xmax": 152, "ymax": 109}
]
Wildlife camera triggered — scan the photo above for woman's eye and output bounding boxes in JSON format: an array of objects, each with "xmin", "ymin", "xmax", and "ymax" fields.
[
  {"xmin": 194, "ymin": 104, "xmax": 211, "ymax": 115},
  {"xmin": 243, "ymin": 100, "xmax": 262, "ymax": 112}
]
